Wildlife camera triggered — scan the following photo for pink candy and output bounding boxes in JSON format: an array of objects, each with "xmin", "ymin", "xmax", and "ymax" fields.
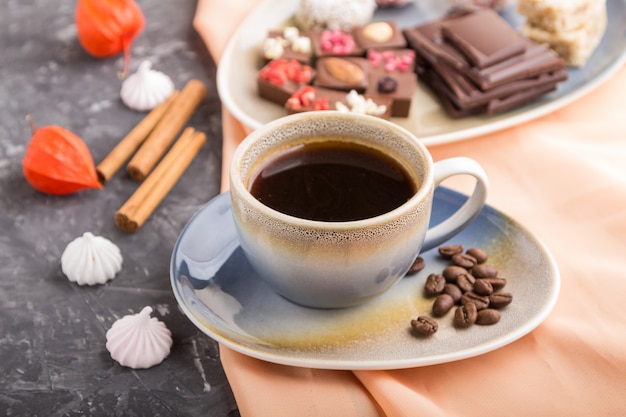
[
  {"xmin": 320, "ymin": 29, "xmax": 356, "ymax": 55},
  {"xmin": 368, "ymin": 49, "xmax": 415, "ymax": 72}
]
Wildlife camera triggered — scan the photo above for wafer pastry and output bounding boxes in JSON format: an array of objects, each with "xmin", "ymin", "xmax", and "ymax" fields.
[
  {"xmin": 521, "ymin": 10, "xmax": 607, "ymax": 67},
  {"xmin": 518, "ymin": 0, "xmax": 604, "ymax": 33}
]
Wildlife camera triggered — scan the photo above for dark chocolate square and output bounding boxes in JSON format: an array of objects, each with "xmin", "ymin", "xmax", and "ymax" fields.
[{"xmin": 441, "ymin": 9, "xmax": 525, "ymax": 69}]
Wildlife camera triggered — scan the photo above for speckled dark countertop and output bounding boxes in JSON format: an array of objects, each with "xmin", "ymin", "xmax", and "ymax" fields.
[{"xmin": 0, "ymin": 1, "xmax": 239, "ymax": 415}]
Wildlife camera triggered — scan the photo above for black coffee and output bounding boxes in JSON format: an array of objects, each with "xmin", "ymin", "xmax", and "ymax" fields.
[{"xmin": 248, "ymin": 140, "xmax": 417, "ymax": 221}]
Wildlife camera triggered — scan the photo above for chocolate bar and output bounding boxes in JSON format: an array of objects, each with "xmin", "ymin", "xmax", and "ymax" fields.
[
  {"xmin": 441, "ymin": 9, "xmax": 526, "ymax": 68},
  {"xmin": 420, "ymin": 67, "xmax": 558, "ymax": 117},
  {"xmin": 426, "ymin": 60, "xmax": 567, "ymax": 109},
  {"xmin": 403, "ymin": 8, "xmax": 567, "ymax": 118}
]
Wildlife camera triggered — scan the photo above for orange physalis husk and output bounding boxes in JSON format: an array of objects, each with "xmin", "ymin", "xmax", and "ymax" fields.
[
  {"xmin": 22, "ymin": 123, "xmax": 102, "ymax": 195},
  {"xmin": 75, "ymin": 0, "xmax": 145, "ymax": 77}
]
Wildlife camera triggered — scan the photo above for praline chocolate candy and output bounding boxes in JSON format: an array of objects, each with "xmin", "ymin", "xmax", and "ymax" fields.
[
  {"xmin": 366, "ymin": 72, "xmax": 417, "ymax": 117},
  {"xmin": 285, "ymin": 86, "xmax": 392, "ymax": 119},
  {"xmin": 315, "ymin": 57, "xmax": 369, "ymax": 92},
  {"xmin": 310, "ymin": 28, "xmax": 364, "ymax": 58},
  {"xmin": 257, "ymin": 58, "xmax": 315, "ymax": 105},
  {"xmin": 263, "ymin": 27, "xmax": 313, "ymax": 64},
  {"xmin": 367, "ymin": 49, "xmax": 416, "ymax": 75},
  {"xmin": 353, "ymin": 21, "xmax": 407, "ymax": 50}
]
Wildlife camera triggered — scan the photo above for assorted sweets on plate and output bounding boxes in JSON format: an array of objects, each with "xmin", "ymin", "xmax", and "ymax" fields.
[
  {"xmin": 254, "ymin": 0, "xmax": 608, "ymax": 119},
  {"xmin": 258, "ymin": 20, "xmax": 419, "ymax": 118}
]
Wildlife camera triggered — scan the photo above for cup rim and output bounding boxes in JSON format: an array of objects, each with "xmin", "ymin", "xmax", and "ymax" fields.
[{"xmin": 230, "ymin": 111, "xmax": 434, "ymax": 229}]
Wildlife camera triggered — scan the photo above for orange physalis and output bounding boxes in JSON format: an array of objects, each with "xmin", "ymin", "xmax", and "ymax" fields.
[
  {"xmin": 22, "ymin": 117, "xmax": 102, "ymax": 195},
  {"xmin": 75, "ymin": 0, "xmax": 145, "ymax": 77}
]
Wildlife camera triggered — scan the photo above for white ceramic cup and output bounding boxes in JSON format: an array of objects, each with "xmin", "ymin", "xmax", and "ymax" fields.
[{"xmin": 229, "ymin": 111, "xmax": 488, "ymax": 308}]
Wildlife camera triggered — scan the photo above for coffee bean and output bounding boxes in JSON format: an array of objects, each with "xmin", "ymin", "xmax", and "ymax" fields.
[
  {"xmin": 456, "ymin": 273, "xmax": 476, "ymax": 293},
  {"xmin": 413, "ymin": 244, "xmax": 513, "ymax": 338},
  {"xmin": 473, "ymin": 279, "xmax": 493, "ymax": 296},
  {"xmin": 476, "ymin": 309, "xmax": 501, "ymax": 325},
  {"xmin": 443, "ymin": 283, "xmax": 463, "ymax": 304},
  {"xmin": 451, "ymin": 253, "xmax": 478, "ymax": 269},
  {"xmin": 424, "ymin": 273, "xmax": 446, "ymax": 297},
  {"xmin": 424, "ymin": 272, "xmax": 445, "ymax": 293},
  {"xmin": 407, "ymin": 256, "xmax": 426, "ymax": 275},
  {"xmin": 442, "ymin": 265, "xmax": 468, "ymax": 282},
  {"xmin": 411, "ymin": 316, "xmax": 438, "ymax": 336},
  {"xmin": 481, "ymin": 277, "xmax": 507, "ymax": 291},
  {"xmin": 432, "ymin": 293, "xmax": 455, "ymax": 317},
  {"xmin": 438, "ymin": 244, "xmax": 464, "ymax": 258},
  {"xmin": 454, "ymin": 302, "xmax": 477, "ymax": 328},
  {"xmin": 489, "ymin": 292, "xmax": 513, "ymax": 309},
  {"xmin": 466, "ymin": 247, "xmax": 488, "ymax": 264},
  {"xmin": 472, "ymin": 264, "xmax": 498, "ymax": 278},
  {"xmin": 461, "ymin": 292, "xmax": 490, "ymax": 310}
]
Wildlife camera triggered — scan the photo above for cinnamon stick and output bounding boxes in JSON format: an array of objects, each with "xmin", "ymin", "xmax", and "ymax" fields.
[
  {"xmin": 126, "ymin": 79, "xmax": 207, "ymax": 181},
  {"xmin": 96, "ymin": 91, "xmax": 179, "ymax": 183},
  {"xmin": 115, "ymin": 127, "xmax": 207, "ymax": 233}
]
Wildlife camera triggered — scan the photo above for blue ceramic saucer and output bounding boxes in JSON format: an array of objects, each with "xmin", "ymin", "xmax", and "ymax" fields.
[{"xmin": 171, "ymin": 188, "xmax": 559, "ymax": 370}]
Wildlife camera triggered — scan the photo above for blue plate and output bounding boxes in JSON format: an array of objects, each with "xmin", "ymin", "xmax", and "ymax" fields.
[{"xmin": 171, "ymin": 188, "xmax": 560, "ymax": 370}]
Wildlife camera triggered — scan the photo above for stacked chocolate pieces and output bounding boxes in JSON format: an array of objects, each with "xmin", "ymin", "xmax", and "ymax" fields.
[{"xmin": 404, "ymin": 8, "xmax": 568, "ymax": 118}]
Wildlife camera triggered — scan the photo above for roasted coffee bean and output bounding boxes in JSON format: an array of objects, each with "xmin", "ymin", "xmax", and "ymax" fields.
[
  {"xmin": 461, "ymin": 292, "xmax": 490, "ymax": 310},
  {"xmin": 432, "ymin": 293, "xmax": 455, "ymax": 317},
  {"xmin": 476, "ymin": 309, "xmax": 501, "ymax": 325},
  {"xmin": 489, "ymin": 292, "xmax": 513, "ymax": 309},
  {"xmin": 407, "ymin": 256, "xmax": 426, "ymax": 275},
  {"xmin": 456, "ymin": 273, "xmax": 476, "ymax": 293},
  {"xmin": 473, "ymin": 279, "xmax": 493, "ymax": 296},
  {"xmin": 451, "ymin": 253, "xmax": 478, "ymax": 269},
  {"xmin": 453, "ymin": 302, "xmax": 477, "ymax": 328},
  {"xmin": 438, "ymin": 244, "xmax": 464, "ymax": 259},
  {"xmin": 481, "ymin": 277, "xmax": 507, "ymax": 291},
  {"xmin": 472, "ymin": 264, "xmax": 498, "ymax": 278},
  {"xmin": 442, "ymin": 265, "xmax": 468, "ymax": 282},
  {"xmin": 424, "ymin": 273, "xmax": 446, "ymax": 297},
  {"xmin": 443, "ymin": 283, "xmax": 463, "ymax": 304},
  {"xmin": 411, "ymin": 316, "xmax": 438, "ymax": 336},
  {"xmin": 466, "ymin": 247, "xmax": 488, "ymax": 264}
]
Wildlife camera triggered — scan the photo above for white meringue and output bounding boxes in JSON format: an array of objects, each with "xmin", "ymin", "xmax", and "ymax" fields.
[
  {"xmin": 106, "ymin": 306, "xmax": 173, "ymax": 369},
  {"xmin": 120, "ymin": 61, "xmax": 175, "ymax": 111},
  {"xmin": 296, "ymin": 0, "xmax": 377, "ymax": 31},
  {"xmin": 336, "ymin": 90, "xmax": 387, "ymax": 116},
  {"xmin": 61, "ymin": 232, "xmax": 123, "ymax": 286}
]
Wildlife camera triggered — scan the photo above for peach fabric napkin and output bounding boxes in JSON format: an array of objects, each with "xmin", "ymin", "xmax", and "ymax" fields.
[{"xmin": 194, "ymin": 1, "xmax": 626, "ymax": 415}]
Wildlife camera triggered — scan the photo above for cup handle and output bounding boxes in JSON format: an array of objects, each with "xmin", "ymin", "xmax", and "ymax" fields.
[{"xmin": 421, "ymin": 157, "xmax": 489, "ymax": 252}]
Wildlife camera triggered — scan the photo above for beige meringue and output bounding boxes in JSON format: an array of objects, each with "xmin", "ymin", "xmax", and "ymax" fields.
[
  {"xmin": 120, "ymin": 61, "xmax": 175, "ymax": 111},
  {"xmin": 61, "ymin": 232, "xmax": 123, "ymax": 286},
  {"xmin": 106, "ymin": 306, "xmax": 173, "ymax": 369}
]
